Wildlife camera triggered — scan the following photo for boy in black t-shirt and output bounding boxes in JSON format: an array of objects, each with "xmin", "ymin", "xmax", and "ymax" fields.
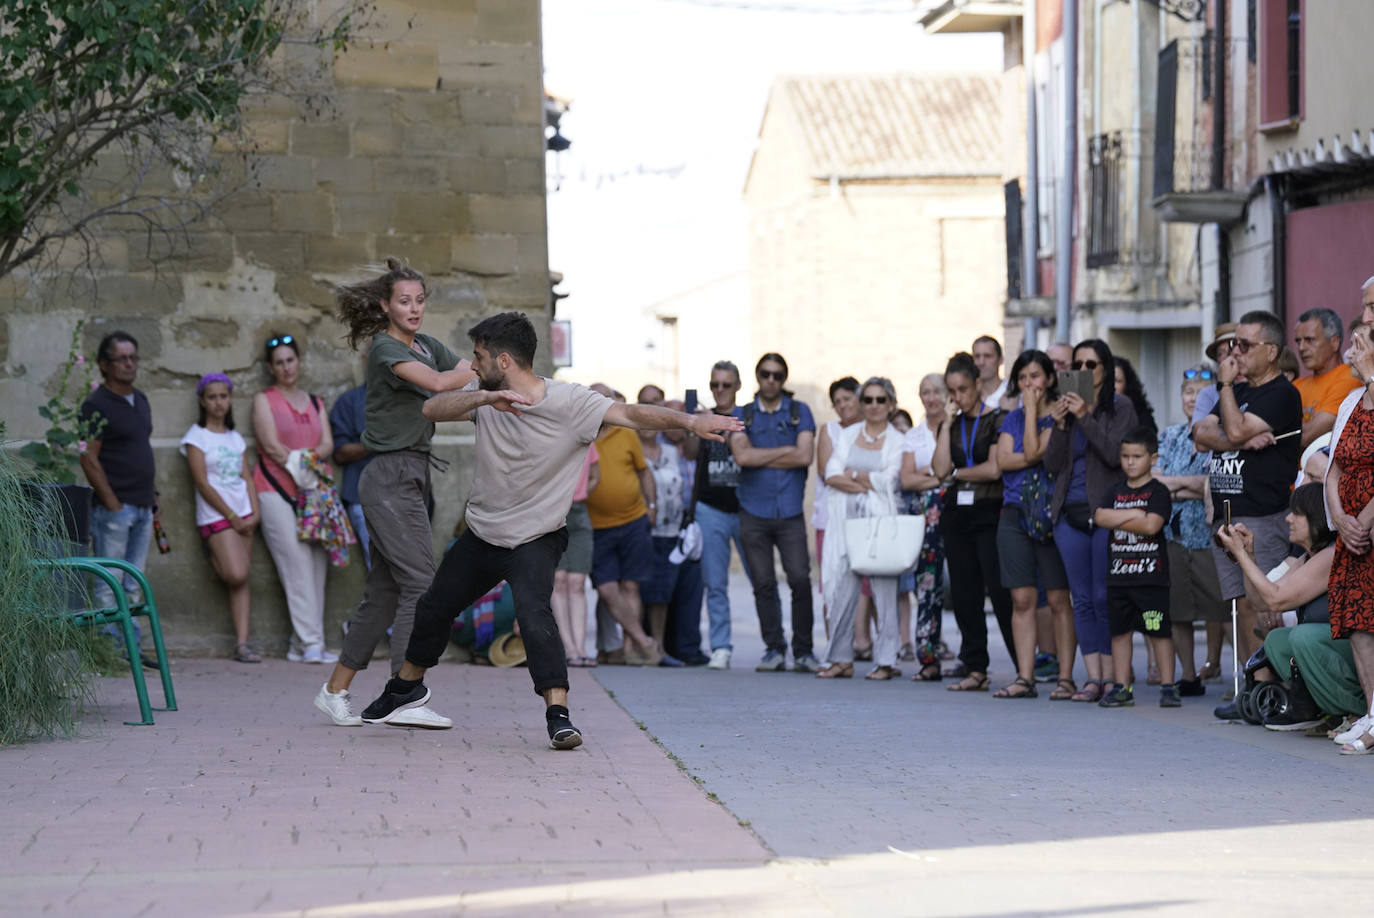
[{"xmin": 1093, "ymin": 427, "xmax": 1179, "ymax": 708}]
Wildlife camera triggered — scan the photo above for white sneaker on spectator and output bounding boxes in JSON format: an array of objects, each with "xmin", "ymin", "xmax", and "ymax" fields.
[
  {"xmin": 388, "ymin": 705, "xmax": 453, "ymax": 729},
  {"xmin": 707, "ymin": 648, "xmax": 731, "ymax": 670},
  {"xmin": 298, "ymin": 645, "xmax": 338, "ymax": 664},
  {"xmin": 314, "ymin": 684, "xmax": 362, "ymax": 726},
  {"xmin": 1335, "ymin": 713, "xmax": 1374, "ymax": 744}
]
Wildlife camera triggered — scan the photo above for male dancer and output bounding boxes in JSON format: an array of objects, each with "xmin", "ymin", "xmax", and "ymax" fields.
[{"xmin": 360, "ymin": 313, "xmax": 741, "ymax": 748}]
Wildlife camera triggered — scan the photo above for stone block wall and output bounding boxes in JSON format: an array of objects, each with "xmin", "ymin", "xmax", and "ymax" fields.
[{"xmin": 0, "ymin": 0, "xmax": 549, "ymax": 656}]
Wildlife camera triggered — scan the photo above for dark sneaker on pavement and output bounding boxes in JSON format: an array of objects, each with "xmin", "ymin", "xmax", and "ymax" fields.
[
  {"xmin": 1099, "ymin": 684, "xmax": 1134, "ymax": 708},
  {"xmin": 1176, "ymin": 677, "xmax": 1205, "ymax": 697},
  {"xmin": 679, "ymin": 652, "xmax": 711, "ymax": 666},
  {"xmin": 1263, "ymin": 709, "xmax": 1326, "ymax": 732},
  {"xmin": 756, "ymin": 650, "xmax": 786, "ymax": 672},
  {"xmin": 546, "ymin": 705, "xmax": 583, "ymax": 750},
  {"xmin": 1159, "ymin": 685, "xmax": 1181, "ymax": 708},
  {"xmin": 1033, "ymin": 653, "xmax": 1059, "ymax": 683},
  {"xmin": 1213, "ymin": 701, "xmax": 1242, "ymax": 721},
  {"xmin": 361, "ymin": 679, "xmax": 431, "ymax": 724},
  {"xmin": 792, "ymin": 653, "xmax": 822, "ymax": 673}
]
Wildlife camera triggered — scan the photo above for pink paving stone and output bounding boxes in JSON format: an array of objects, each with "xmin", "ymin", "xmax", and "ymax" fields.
[{"xmin": 0, "ymin": 659, "xmax": 769, "ymax": 916}]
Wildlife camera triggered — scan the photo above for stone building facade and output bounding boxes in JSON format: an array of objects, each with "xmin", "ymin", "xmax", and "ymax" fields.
[{"xmin": 0, "ymin": 0, "xmax": 550, "ymax": 655}]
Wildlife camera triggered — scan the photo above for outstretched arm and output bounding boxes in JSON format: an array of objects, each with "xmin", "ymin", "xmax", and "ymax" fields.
[
  {"xmin": 423, "ymin": 387, "xmax": 532, "ymax": 422},
  {"xmin": 603, "ymin": 402, "xmax": 743, "ymax": 442}
]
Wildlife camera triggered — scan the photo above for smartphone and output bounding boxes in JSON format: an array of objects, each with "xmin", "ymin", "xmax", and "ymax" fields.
[
  {"xmin": 1224, "ymin": 499, "xmax": 1231, "ymax": 529},
  {"xmin": 1057, "ymin": 369, "xmax": 1094, "ymax": 403},
  {"xmin": 684, "ymin": 388, "xmax": 698, "ymax": 415}
]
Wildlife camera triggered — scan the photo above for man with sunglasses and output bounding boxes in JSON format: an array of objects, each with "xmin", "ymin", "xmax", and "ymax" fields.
[
  {"xmin": 730, "ymin": 353, "xmax": 819, "ymax": 672},
  {"xmin": 1194, "ymin": 311, "xmax": 1303, "ymax": 665},
  {"xmin": 1293, "ymin": 307, "xmax": 1362, "ymax": 448},
  {"xmin": 79, "ymin": 331, "xmax": 160, "ymax": 615}
]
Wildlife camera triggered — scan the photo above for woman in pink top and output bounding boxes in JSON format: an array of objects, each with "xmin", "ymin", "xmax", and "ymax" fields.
[
  {"xmin": 252, "ymin": 333, "xmax": 336, "ymax": 663},
  {"xmin": 553, "ymin": 445, "xmax": 600, "ymax": 666}
]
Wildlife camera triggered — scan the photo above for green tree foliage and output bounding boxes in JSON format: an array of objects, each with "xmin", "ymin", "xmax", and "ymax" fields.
[{"xmin": 0, "ymin": 0, "xmax": 368, "ymax": 279}]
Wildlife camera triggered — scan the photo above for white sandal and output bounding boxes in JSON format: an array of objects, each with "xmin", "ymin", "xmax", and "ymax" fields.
[{"xmin": 1339, "ymin": 732, "xmax": 1374, "ymax": 755}]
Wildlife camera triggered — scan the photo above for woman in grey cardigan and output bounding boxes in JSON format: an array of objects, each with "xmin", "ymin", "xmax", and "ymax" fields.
[{"xmin": 1044, "ymin": 339, "xmax": 1138, "ymax": 702}]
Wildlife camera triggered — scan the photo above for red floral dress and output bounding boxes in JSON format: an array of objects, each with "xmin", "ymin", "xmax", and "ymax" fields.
[{"xmin": 1329, "ymin": 402, "xmax": 1374, "ymax": 639}]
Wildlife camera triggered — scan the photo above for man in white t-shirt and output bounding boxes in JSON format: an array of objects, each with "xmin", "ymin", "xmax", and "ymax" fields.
[
  {"xmin": 359, "ymin": 313, "xmax": 742, "ymax": 748},
  {"xmin": 973, "ymin": 334, "xmax": 1017, "ymax": 411}
]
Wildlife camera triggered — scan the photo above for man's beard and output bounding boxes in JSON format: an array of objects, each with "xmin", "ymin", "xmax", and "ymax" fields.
[{"xmin": 478, "ymin": 371, "xmax": 508, "ymax": 391}]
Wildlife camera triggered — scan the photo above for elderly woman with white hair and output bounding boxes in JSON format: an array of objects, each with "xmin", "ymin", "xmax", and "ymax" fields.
[
  {"xmin": 817, "ymin": 377, "xmax": 908, "ymax": 680},
  {"xmin": 900, "ymin": 372, "xmax": 950, "ymax": 680}
]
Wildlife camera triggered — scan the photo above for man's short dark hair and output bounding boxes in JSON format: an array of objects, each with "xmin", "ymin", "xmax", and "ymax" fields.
[
  {"xmin": 1121, "ymin": 424, "xmax": 1158, "ymax": 455},
  {"xmin": 468, "ymin": 312, "xmax": 536, "ymax": 369},
  {"xmin": 973, "ymin": 335, "xmax": 1003, "ymax": 359},
  {"xmin": 828, "ymin": 376, "xmax": 860, "ymax": 400},
  {"xmin": 97, "ymin": 331, "xmax": 138, "ymax": 363},
  {"xmin": 1238, "ymin": 310, "xmax": 1286, "ymax": 347},
  {"xmin": 1297, "ymin": 307, "xmax": 1344, "ymax": 346}
]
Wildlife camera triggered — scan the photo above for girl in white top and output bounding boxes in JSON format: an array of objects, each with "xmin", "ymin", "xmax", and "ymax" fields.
[{"xmin": 179, "ymin": 373, "xmax": 261, "ymax": 663}]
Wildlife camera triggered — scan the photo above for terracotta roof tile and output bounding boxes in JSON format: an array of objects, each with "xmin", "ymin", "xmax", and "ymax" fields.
[{"xmin": 780, "ymin": 72, "xmax": 1002, "ymax": 179}]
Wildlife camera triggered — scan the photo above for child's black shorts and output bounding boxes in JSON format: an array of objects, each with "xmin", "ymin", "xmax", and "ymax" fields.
[{"xmin": 1107, "ymin": 586, "xmax": 1172, "ymax": 638}]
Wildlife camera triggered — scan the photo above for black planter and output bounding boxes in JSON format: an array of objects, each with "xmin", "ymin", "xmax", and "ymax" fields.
[{"xmin": 21, "ymin": 482, "xmax": 93, "ymax": 546}]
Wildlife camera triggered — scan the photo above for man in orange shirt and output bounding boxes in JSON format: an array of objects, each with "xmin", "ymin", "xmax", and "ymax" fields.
[
  {"xmin": 585, "ymin": 383, "xmax": 662, "ymax": 664},
  {"xmin": 1293, "ymin": 307, "xmax": 1362, "ymax": 447}
]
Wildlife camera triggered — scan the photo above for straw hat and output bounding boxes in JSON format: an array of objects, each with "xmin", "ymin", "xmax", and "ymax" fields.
[
  {"xmin": 486, "ymin": 632, "xmax": 527, "ymax": 668},
  {"xmin": 1205, "ymin": 323, "xmax": 1237, "ymax": 361}
]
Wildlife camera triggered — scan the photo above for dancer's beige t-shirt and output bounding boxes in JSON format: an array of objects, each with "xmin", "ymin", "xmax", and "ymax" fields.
[{"xmin": 464, "ymin": 379, "xmax": 612, "ymax": 548}]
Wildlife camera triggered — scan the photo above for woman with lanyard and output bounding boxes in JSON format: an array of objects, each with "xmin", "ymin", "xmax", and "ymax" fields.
[
  {"xmin": 314, "ymin": 258, "xmax": 475, "ymax": 728},
  {"xmin": 931, "ymin": 352, "xmax": 1013, "ymax": 692}
]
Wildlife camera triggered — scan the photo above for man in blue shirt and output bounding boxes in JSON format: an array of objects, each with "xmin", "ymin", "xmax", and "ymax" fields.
[
  {"xmin": 730, "ymin": 353, "xmax": 818, "ymax": 672},
  {"xmin": 329, "ymin": 380, "xmax": 375, "ymax": 570}
]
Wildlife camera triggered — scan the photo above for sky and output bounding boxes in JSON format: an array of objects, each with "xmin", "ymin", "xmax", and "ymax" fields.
[{"xmin": 541, "ymin": 0, "xmax": 1002, "ymax": 386}]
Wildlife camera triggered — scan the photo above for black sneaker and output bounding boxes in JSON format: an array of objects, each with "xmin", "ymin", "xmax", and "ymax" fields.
[
  {"xmin": 1099, "ymin": 684, "xmax": 1134, "ymax": 708},
  {"xmin": 546, "ymin": 705, "xmax": 583, "ymax": 750},
  {"xmin": 1176, "ymin": 677, "xmax": 1205, "ymax": 697},
  {"xmin": 1263, "ymin": 708, "xmax": 1325, "ymax": 732},
  {"xmin": 361, "ymin": 679, "xmax": 430, "ymax": 724},
  {"xmin": 1213, "ymin": 701, "xmax": 1242, "ymax": 721},
  {"xmin": 1159, "ymin": 685, "xmax": 1181, "ymax": 708}
]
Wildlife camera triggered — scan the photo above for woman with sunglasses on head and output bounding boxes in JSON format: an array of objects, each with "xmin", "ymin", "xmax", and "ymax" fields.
[
  {"xmin": 992, "ymin": 350, "xmax": 1075, "ymax": 699},
  {"xmin": 181, "ymin": 373, "xmax": 261, "ymax": 663},
  {"xmin": 1045, "ymin": 339, "xmax": 1138, "ymax": 702},
  {"xmin": 931, "ymin": 353, "xmax": 1013, "ymax": 692},
  {"xmin": 253, "ymin": 332, "xmax": 337, "ymax": 664},
  {"xmin": 314, "ymin": 258, "xmax": 475, "ymax": 727},
  {"xmin": 1154, "ymin": 364, "xmax": 1228, "ymax": 694},
  {"xmin": 816, "ymin": 377, "xmax": 908, "ymax": 680}
]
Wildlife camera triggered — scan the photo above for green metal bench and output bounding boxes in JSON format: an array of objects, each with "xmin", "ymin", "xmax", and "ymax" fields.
[{"xmin": 32, "ymin": 557, "xmax": 177, "ymax": 726}]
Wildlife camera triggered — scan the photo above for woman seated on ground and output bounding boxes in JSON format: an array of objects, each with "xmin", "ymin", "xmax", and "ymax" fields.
[
  {"xmin": 1214, "ymin": 484, "xmax": 1364, "ymax": 734},
  {"xmin": 817, "ymin": 377, "xmax": 907, "ymax": 680}
]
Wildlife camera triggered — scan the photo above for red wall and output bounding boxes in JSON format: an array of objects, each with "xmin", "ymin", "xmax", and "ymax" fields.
[{"xmin": 1285, "ymin": 197, "xmax": 1374, "ymax": 328}]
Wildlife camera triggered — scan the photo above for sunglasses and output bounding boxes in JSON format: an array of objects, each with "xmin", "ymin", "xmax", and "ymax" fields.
[
  {"xmin": 709, "ymin": 381, "xmax": 735, "ymax": 390},
  {"xmin": 1071, "ymin": 359, "xmax": 1101, "ymax": 370},
  {"xmin": 861, "ymin": 395, "xmax": 889, "ymax": 405},
  {"xmin": 1183, "ymin": 368, "xmax": 1215, "ymax": 380},
  {"xmin": 1233, "ymin": 337, "xmax": 1272, "ymax": 354},
  {"xmin": 266, "ymin": 334, "xmax": 295, "ymax": 350},
  {"xmin": 758, "ymin": 369, "xmax": 785, "ymax": 382}
]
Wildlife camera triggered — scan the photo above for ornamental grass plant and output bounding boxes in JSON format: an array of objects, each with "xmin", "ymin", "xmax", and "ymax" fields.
[{"xmin": 0, "ymin": 438, "xmax": 99, "ymax": 746}]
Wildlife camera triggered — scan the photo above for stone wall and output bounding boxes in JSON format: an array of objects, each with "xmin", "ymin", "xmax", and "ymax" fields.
[{"xmin": 0, "ymin": 0, "xmax": 549, "ymax": 656}]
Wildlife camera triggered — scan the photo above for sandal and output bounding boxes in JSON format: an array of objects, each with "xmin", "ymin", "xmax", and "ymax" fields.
[
  {"xmin": 1049, "ymin": 678, "xmax": 1078, "ymax": 701},
  {"xmin": 854, "ymin": 645, "xmax": 874, "ymax": 662},
  {"xmin": 1199, "ymin": 660, "xmax": 1222, "ymax": 683},
  {"xmin": 897, "ymin": 643, "xmax": 915, "ymax": 662},
  {"xmin": 943, "ymin": 662, "xmax": 970, "ymax": 679},
  {"xmin": 912, "ymin": 663, "xmax": 942, "ymax": 682},
  {"xmin": 1070, "ymin": 680, "xmax": 1104, "ymax": 703},
  {"xmin": 816, "ymin": 662, "xmax": 854, "ymax": 679},
  {"xmin": 993, "ymin": 675, "xmax": 1037, "ymax": 699},
  {"xmin": 865, "ymin": 665, "xmax": 901, "ymax": 681},
  {"xmin": 946, "ymin": 671, "xmax": 988, "ymax": 692},
  {"xmin": 1340, "ymin": 732, "xmax": 1374, "ymax": 755},
  {"xmin": 233, "ymin": 642, "xmax": 261, "ymax": 664}
]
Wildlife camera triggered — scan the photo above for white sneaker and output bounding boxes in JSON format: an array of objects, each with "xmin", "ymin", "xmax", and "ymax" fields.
[
  {"xmin": 387, "ymin": 705, "xmax": 453, "ymax": 729},
  {"xmin": 314, "ymin": 684, "xmax": 362, "ymax": 726},
  {"xmin": 318, "ymin": 649, "xmax": 338, "ymax": 664},
  {"xmin": 707, "ymin": 648, "xmax": 731, "ymax": 670},
  {"xmin": 1334, "ymin": 713, "xmax": 1374, "ymax": 744},
  {"xmin": 297, "ymin": 645, "xmax": 337, "ymax": 664}
]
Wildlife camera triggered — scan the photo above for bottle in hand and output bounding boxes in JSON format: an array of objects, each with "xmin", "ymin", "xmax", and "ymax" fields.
[{"xmin": 154, "ymin": 521, "xmax": 171, "ymax": 554}]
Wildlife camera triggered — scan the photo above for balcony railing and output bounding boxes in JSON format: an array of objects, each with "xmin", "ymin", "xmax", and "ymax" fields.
[
  {"xmin": 1086, "ymin": 132, "xmax": 1123, "ymax": 268},
  {"xmin": 1152, "ymin": 34, "xmax": 1247, "ymax": 223}
]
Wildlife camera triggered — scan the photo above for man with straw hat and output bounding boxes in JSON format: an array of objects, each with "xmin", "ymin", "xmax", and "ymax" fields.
[{"xmin": 358, "ymin": 312, "xmax": 742, "ymax": 749}]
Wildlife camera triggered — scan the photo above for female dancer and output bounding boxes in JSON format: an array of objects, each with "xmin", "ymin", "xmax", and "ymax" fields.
[
  {"xmin": 314, "ymin": 258, "xmax": 475, "ymax": 727},
  {"xmin": 180, "ymin": 373, "xmax": 261, "ymax": 662}
]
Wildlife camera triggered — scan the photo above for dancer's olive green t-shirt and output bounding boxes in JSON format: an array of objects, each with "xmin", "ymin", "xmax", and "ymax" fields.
[
  {"xmin": 465, "ymin": 379, "xmax": 612, "ymax": 548},
  {"xmin": 362, "ymin": 332, "xmax": 461, "ymax": 453}
]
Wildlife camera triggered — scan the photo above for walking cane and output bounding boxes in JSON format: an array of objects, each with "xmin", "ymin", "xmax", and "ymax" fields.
[{"xmin": 1223, "ymin": 500, "xmax": 1241, "ymax": 698}]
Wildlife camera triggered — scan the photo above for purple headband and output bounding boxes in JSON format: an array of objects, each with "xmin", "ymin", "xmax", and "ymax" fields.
[{"xmin": 197, "ymin": 372, "xmax": 233, "ymax": 396}]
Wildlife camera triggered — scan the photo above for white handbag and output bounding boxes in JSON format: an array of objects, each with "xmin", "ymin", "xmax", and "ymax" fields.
[{"xmin": 842, "ymin": 514, "xmax": 925, "ymax": 576}]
